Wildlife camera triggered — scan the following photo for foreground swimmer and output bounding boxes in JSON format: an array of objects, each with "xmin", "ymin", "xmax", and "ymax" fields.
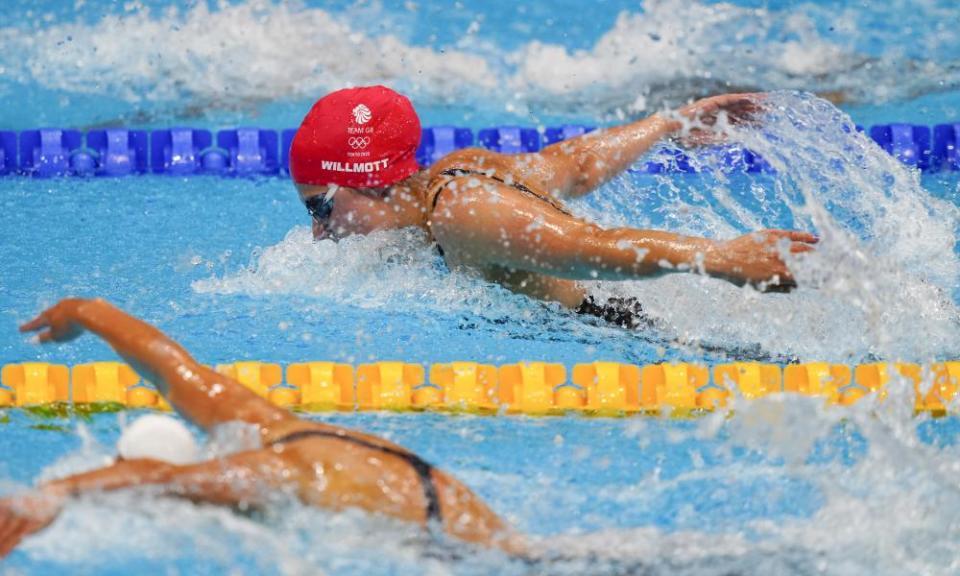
[
  {"xmin": 0, "ymin": 298, "xmax": 523, "ymax": 558},
  {"xmin": 290, "ymin": 86, "xmax": 817, "ymax": 327}
]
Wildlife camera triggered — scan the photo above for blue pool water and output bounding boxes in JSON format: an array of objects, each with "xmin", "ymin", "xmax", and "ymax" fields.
[{"xmin": 2, "ymin": 1, "xmax": 960, "ymax": 574}]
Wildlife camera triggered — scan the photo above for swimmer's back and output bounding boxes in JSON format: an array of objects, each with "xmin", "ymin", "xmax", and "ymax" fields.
[
  {"xmin": 426, "ymin": 148, "xmax": 564, "ymax": 206},
  {"xmin": 422, "ymin": 147, "xmax": 589, "ymax": 308}
]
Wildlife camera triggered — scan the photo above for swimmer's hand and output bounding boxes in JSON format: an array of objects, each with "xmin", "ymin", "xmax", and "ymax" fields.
[
  {"xmin": 0, "ymin": 490, "xmax": 64, "ymax": 558},
  {"xmin": 672, "ymin": 93, "xmax": 765, "ymax": 148},
  {"xmin": 19, "ymin": 298, "xmax": 89, "ymax": 343},
  {"xmin": 708, "ymin": 229, "xmax": 818, "ymax": 292}
]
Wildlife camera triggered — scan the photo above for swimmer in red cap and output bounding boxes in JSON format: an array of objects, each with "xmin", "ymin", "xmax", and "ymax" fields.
[
  {"xmin": 1, "ymin": 298, "xmax": 525, "ymax": 557},
  {"xmin": 291, "ymin": 86, "xmax": 817, "ymax": 327}
]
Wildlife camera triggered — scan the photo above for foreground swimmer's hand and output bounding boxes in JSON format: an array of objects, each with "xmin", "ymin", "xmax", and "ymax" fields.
[
  {"xmin": 708, "ymin": 229, "xmax": 818, "ymax": 291},
  {"xmin": 673, "ymin": 93, "xmax": 765, "ymax": 148},
  {"xmin": 0, "ymin": 489, "xmax": 65, "ymax": 558},
  {"xmin": 19, "ymin": 298, "xmax": 89, "ymax": 343}
]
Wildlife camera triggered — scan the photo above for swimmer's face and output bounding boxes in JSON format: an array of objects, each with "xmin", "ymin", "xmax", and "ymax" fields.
[{"xmin": 297, "ymin": 183, "xmax": 399, "ymax": 241}]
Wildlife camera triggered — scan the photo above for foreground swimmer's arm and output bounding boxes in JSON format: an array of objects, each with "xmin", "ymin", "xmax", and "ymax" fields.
[
  {"xmin": 0, "ymin": 451, "xmax": 298, "ymax": 558},
  {"xmin": 18, "ymin": 299, "xmax": 297, "ymax": 438},
  {"xmin": 534, "ymin": 93, "xmax": 763, "ymax": 199},
  {"xmin": 4, "ymin": 300, "xmax": 523, "ymax": 558},
  {"xmin": 0, "ymin": 445, "xmax": 522, "ymax": 558},
  {"xmin": 431, "ymin": 179, "xmax": 816, "ymax": 293}
]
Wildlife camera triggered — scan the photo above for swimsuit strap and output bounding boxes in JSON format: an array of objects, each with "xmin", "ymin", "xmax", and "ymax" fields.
[
  {"xmin": 438, "ymin": 168, "xmax": 539, "ymax": 199},
  {"xmin": 428, "ymin": 168, "xmax": 573, "ymax": 216},
  {"xmin": 268, "ymin": 429, "xmax": 442, "ymax": 524}
]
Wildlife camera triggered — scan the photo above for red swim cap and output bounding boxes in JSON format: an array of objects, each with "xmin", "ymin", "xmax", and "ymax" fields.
[{"xmin": 290, "ymin": 85, "xmax": 421, "ymax": 188}]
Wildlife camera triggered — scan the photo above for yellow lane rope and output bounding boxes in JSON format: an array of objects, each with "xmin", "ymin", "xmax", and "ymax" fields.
[{"xmin": 1, "ymin": 360, "xmax": 957, "ymax": 416}]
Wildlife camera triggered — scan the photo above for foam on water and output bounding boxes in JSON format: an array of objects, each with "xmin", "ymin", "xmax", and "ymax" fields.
[
  {"xmin": 0, "ymin": 1, "xmax": 498, "ymax": 107},
  {"xmin": 1, "ymin": 0, "xmax": 957, "ymax": 120},
  {"xmin": 528, "ymin": 381, "xmax": 960, "ymax": 575},
  {"xmin": 513, "ymin": 0, "xmax": 960, "ymax": 114},
  {"xmin": 192, "ymin": 226, "xmax": 548, "ymax": 323},
  {"xmin": 715, "ymin": 379, "xmax": 960, "ymax": 575},
  {"xmin": 10, "ymin": 388, "xmax": 959, "ymax": 575},
  {"xmin": 585, "ymin": 92, "xmax": 960, "ymax": 361}
]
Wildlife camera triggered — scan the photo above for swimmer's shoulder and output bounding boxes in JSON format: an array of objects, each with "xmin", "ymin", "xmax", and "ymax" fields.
[{"xmin": 427, "ymin": 148, "xmax": 508, "ymax": 180}]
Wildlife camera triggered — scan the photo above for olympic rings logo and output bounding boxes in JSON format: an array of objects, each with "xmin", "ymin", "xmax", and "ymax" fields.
[{"xmin": 348, "ymin": 137, "xmax": 371, "ymax": 149}]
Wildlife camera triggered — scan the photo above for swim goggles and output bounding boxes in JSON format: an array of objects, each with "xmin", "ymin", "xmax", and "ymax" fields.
[{"xmin": 304, "ymin": 190, "xmax": 336, "ymax": 223}]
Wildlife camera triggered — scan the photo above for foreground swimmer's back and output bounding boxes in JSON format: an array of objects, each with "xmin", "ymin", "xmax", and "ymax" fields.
[{"xmin": 0, "ymin": 298, "xmax": 522, "ymax": 557}]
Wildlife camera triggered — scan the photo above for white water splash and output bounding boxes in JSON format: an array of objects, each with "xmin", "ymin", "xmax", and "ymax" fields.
[
  {"xmin": 19, "ymin": 478, "xmax": 509, "ymax": 574},
  {"xmin": 584, "ymin": 92, "xmax": 960, "ymax": 362},
  {"xmin": 703, "ymin": 379, "xmax": 960, "ymax": 576},
  {"xmin": 0, "ymin": 0, "xmax": 957, "ymax": 117},
  {"xmin": 23, "ymin": 493, "xmax": 318, "ymax": 574},
  {"xmin": 524, "ymin": 383, "xmax": 960, "ymax": 575},
  {"xmin": 0, "ymin": 1, "xmax": 497, "ymax": 106},
  {"xmin": 513, "ymin": 0, "xmax": 960, "ymax": 112},
  {"xmin": 192, "ymin": 226, "xmax": 552, "ymax": 323}
]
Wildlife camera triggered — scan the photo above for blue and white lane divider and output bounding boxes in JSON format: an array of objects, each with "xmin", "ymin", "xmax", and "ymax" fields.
[{"xmin": 0, "ymin": 123, "xmax": 958, "ymax": 178}]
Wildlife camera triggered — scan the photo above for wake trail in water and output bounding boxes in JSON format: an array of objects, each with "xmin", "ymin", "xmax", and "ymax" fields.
[
  {"xmin": 12, "ymin": 390, "xmax": 960, "ymax": 575},
  {"xmin": 1, "ymin": 0, "xmax": 958, "ymax": 119}
]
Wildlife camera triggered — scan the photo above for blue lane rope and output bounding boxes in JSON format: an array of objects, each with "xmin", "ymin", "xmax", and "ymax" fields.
[{"xmin": 1, "ymin": 123, "xmax": 958, "ymax": 178}]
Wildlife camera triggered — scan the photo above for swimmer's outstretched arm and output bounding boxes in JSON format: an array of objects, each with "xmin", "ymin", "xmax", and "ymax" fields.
[
  {"xmin": 431, "ymin": 179, "xmax": 816, "ymax": 294},
  {"xmin": 18, "ymin": 298, "xmax": 297, "ymax": 437},
  {"xmin": 13, "ymin": 300, "xmax": 523, "ymax": 556},
  {"xmin": 0, "ymin": 450, "xmax": 297, "ymax": 558},
  {"xmin": 0, "ymin": 445, "xmax": 522, "ymax": 559},
  {"xmin": 1, "ymin": 445, "xmax": 524, "ymax": 558},
  {"xmin": 535, "ymin": 93, "xmax": 763, "ymax": 199}
]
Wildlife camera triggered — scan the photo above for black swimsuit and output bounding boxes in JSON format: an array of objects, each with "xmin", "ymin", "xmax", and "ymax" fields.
[
  {"xmin": 268, "ymin": 429, "xmax": 442, "ymax": 524},
  {"xmin": 575, "ymin": 295, "xmax": 652, "ymax": 329},
  {"xmin": 427, "ymin": 169, "xmax": 650, "ymax": 331}
]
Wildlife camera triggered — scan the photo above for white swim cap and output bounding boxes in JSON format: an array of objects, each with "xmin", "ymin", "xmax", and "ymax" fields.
[{"xmin": 117, "ymin": 414, "xmax": 199, "ymax": 465}]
